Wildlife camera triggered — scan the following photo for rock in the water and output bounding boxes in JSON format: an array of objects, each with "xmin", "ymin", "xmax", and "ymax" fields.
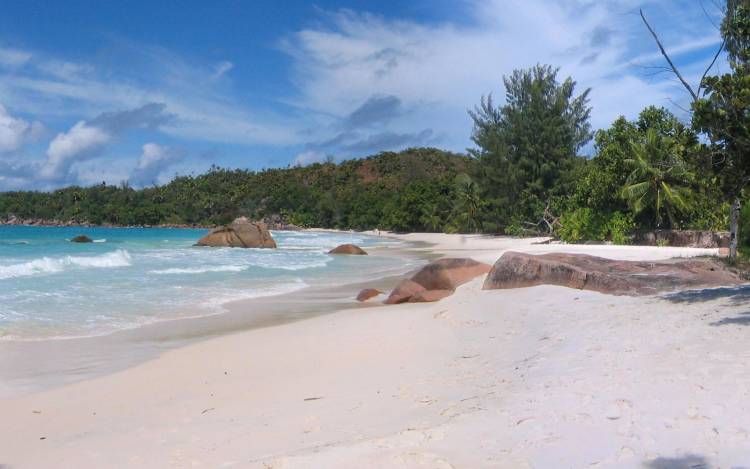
[
  {"xmin": 385, "ymin": 279, "xmax": 426, "ymax": 304},
  {"xmin": 70, "ymin": 235, "xmax": 93, "ymax": 243},
  {"xmin": 196, "ymin": 217, "xmax": 277, "ymax": 248},
  {"xmin": 385, "ymin": 258, "xmax": 491, "ymax": 304},
  {"xmin": 329, "ymin": 244, "xmax": 368, "ymax": 255},
  {"xmin": 482, "ymin": 251, "xmax": 742, "ymax": 296},
  {"xmin": 356, "ymin": 288, "xmax": 383, "ymax": 302}
]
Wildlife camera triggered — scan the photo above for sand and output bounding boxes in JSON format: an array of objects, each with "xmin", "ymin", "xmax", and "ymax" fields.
[{"xmin": 1, "ymin": 233, "xmax": 749, "ymax": 468}]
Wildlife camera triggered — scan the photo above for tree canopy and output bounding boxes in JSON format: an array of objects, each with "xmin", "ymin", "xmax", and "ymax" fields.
[{"xmin": 469, "ymin": 64, "xmax": 591, "ymax": 233}]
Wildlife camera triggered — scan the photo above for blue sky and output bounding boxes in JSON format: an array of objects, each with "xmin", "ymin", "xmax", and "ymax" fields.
[{"xmin": 0, "ymin": 0, "xmax": 727, "ymax": 190}]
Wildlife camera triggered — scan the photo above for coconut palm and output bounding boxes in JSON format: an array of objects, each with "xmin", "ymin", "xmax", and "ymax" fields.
[
  {"xmin": 453, "ymin": 173, "xmax": 484, "ymax": 232},
  {"xmin": 621, "ymin": 128, "xmax": 694, "ymax": 228},
  {"xmin": 420, "ymin": 204, "xmax": 443, "ymax": 232}
]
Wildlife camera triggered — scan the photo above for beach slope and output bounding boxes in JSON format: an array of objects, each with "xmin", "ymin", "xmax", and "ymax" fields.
[{"xmin": 1, "ymin": 234, "xmax": 748, "ymax": 468}]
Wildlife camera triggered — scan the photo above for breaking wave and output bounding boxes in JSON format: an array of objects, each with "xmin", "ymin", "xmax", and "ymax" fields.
[{"xmin": 0, "ymin": 250, "xmax": 132, "ymax": 280}]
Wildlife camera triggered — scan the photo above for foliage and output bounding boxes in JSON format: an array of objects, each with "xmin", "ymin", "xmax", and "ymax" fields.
[
  {"xmin": 469, "ymin": 64, "xmax": 592, "ymax": 232},
  {"xmin": 621, "ymin": 128, "xmax": 694, "ymax": 228},
  {"xmin": 0, "ymin": 148, "xmax": 472, "ymax": 232},
  {"xmin": 449, "ymin": 173, "xmax": 484, "ymax": 233},
  {"xmin": 606, "ymin": 212, "xmax": 636, "ymax": 245},
  {"xmin": 569, "ymin": 106, "xmax": 723, "ymax": 233},
  {"xmin": 692, "ymin": 0, "xmax": 750, "ymax": 257},
  {"xmin": 740, "ymin": 203, "xmax": 750, "ymax": 249},
  {"xmin": 557, "ymin": 209, "xmax": 634, "ymax": 244}
]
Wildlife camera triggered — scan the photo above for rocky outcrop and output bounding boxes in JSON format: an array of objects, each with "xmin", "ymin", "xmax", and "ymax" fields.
[
  {"xmin": 410, "ymin": 258, "xmax": 492, "ymax": 291},
  {"xmin": 70, "ymin": 235, "xmax": 93, "ymax": 243},
  {"xmin": 385, "ymin": 258, "xmax": 491, "ymax": 304},
  {"xmin": 196, "ymin": 218, "xmax": 277, "ymax": 248},
  {"xmin": 483, "ymin": 251, "xmax": 743, "ymax": 296},
  {"xmin": 409, "ymin": 289, "xmax": 454, "ymax": 303},
  {"xmin": 385, "ymin": 279, "xmax": 427, "ymax": 304},
  {"xmin": 634, "ymin": 230, "xmax": 730, "ymax": 248},
  {"xmin": 329, "ymin": 244, "xmax": 368, "ymax": 255},
  {"xmin": 356, "ymin": 288, "xmax": 383, "ymax": 302}
]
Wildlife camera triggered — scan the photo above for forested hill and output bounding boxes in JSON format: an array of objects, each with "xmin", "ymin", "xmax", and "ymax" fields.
[{"xmin": 0, "ymin": 148, "xmax": 475, "ymax": 232}]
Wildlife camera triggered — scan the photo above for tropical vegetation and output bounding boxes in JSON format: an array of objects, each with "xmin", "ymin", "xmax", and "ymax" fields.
[{"xmin": 1, "ymin": 1, "xmax": 749, "ymax": 258}]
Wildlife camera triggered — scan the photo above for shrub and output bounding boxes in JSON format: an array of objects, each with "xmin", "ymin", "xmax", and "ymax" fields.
[
  {"xmin": 605, "ymin": 212, "xmax": 635, "ymax": 245},
  {"xmin": 558, "ymin": 208, "xmax": 604, "ymax": 243},
  {"xmin": 558, "ymin": 209, "xmax": 634, "ymax": 244}
]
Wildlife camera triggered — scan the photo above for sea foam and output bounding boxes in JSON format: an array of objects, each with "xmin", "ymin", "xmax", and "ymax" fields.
[
  {"xmin": 151, "ymin": 265, "xmax": 247, "ymax": 275},
  {"xmin": 0, "ymin": 250, "xmax": 132, "ymax": 280}
]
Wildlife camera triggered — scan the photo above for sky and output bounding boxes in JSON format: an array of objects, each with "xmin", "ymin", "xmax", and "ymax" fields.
[{"xmin": 0, "ymin": 0, "xmax": 728, "ymax": 190}]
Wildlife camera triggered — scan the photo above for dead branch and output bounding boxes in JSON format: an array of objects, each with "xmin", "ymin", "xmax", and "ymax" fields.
[{"xmin": 640, "ymin": 9, "xmax": 698, "ymax": 102}]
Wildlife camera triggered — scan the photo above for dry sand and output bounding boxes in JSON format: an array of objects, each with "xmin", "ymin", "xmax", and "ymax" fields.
[{"xmin": 1, "ymin": 234, "xmax": 749, "ymax": 468}]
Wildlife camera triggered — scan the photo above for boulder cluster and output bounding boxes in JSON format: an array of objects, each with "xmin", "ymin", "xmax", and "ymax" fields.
[
  {"xmin": 196, "ymin": 217, "xmax": 277, "ymax": 248},
  {"xmin": 482, "ymin": 251, "xmax": 743, "ymax": 296},
  {"xmin": 357, "ymin": 258, "xmax": 491, "ymax": 304}
]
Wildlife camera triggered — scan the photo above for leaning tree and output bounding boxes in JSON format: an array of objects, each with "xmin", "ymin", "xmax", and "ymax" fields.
[
  {"xmin": 641, "ymin": 1, "xmax": 750, "ymax": 259},
  {"xmin": 692, "ymin": 0, "xmax": 750, "ymax": 259}
]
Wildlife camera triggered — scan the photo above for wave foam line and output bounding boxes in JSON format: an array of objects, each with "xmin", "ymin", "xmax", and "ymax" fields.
[
  {"xmin": 0, "ymin": 250, "xmax": 132, "ymax": 280},
  {"xmin": 151, "ymin": 265, "xmax": 247, "ymax": 275}
]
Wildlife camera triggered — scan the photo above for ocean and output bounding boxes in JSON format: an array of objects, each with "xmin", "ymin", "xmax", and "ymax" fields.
[{"xmin": 0, "ymin": 226, "xmax": 415, "ymax": 340}]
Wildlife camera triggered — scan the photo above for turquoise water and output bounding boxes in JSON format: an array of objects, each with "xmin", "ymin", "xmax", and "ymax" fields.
[{"xmin": 0, "ymin": 226, "xmax": 413, "ymax": 340}]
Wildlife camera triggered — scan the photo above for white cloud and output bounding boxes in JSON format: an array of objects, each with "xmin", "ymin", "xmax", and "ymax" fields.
[
  {"xmin": 130, "ymin": 142, "xmax": 184, "ymax": 186},
  {"xmin": 293, "ymin": 150, "xmax": 327, "ymax": 166},
  {"xmin": 0, "ymin": 0, "xmax": 728, "ymax": 190},
  {"xmin": 0, "ymin": 43, "xmax": 298, "ymax": 147},
  {"xmin": 0, "ymin": 103, "xmax": 44, "ymax": 153},
  {"xmin": 40, "ymin": 103, "xmax": 173, "ymax": 181},
  {"xmin": 282, "ymin": 0, "xmax": 724, "ymax": 152},
  {"xmin": 42, "ymin": 121, "xmax": 110, "ymax": 179},
  {"xmin": 0, "ymin": 46, "xmax": 31, "ymax": 68},
  {"xmin": 211, "ymin": 60, "xmax": 234, "ymax": 80}
]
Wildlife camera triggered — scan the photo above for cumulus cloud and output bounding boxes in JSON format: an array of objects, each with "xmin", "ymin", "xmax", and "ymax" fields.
[
  {"xmin": 0, "ymin": 1, "xmax": 728, "ymax": 189},
  {"xmin": 0, "ymin": 103, "xmax": 44, "ymax": 153},
  {"xmin": 40, "ymin": 103, "xmax": 173, "ymax": 181},
  {"xmin": 283, "ymin": 0, "xmax": 724, "ymax": 155},
  {"xmin": 42, "ymin": 122, "xmax": 111, "ymax": 179},
  {"xmin": 130, "ymin": 143, "xmax": 185, "ymax": 187},
  {"xmin": 0, "ymin": 42, "xmax": 296, "ymax": 147}
]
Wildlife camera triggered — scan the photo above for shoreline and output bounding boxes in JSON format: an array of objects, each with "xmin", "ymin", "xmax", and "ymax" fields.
[
  {"xmin": 3, "ymin": 232, "xmax": 747, "ymax": 468},
  {"xmin": 0, "ymin": 238, "xmax": 432, "ymax": 398}
]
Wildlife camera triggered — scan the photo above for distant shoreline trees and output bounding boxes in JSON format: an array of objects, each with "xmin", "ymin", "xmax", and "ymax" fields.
[{"xmin": 1, "ymin": 5, "xmax": 748, "ymax": 255}]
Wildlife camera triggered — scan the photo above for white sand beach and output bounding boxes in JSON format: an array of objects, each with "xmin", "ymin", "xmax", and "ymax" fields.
[{"xmin": 2, "ymin": 234, "xmax": 749, "ymax": 468}]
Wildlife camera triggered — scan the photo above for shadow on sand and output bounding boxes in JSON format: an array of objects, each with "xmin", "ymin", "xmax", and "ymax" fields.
[
  {"xmin": 643, "ymin": 454, "xmax": 709, "ymax": 469},
  {"xmin": 709, "ymin": 311, "xmax": 750, "ymax": 326},
  {"xmin": 663, "ymin": 285, "xmax": 750, "ymax": 305}
]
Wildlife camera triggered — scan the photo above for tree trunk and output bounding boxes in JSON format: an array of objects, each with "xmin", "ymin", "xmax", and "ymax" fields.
[{"xmin": 730, "ymin": 197, "xmax": 741, "ymax": 260}]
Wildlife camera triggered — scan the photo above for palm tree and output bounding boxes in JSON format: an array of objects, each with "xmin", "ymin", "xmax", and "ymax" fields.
[
  {"xmin": 621, "ymin": 129, "xmax": 693, "ymax": 228},
  {"xmin": 453, "ymin": 174, "xmax": 484, "ymax": 232},
  {"xmin": 420, "ymin": 204, "xmax": 443, "ymax": 232}
]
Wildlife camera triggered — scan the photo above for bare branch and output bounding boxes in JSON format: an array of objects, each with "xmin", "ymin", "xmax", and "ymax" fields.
[
  {"xmin": 699, "ymin": 0, "xmax": 721, "ymax": 29},
  {"xmin": 698, "ymin": 38, "xmax": 726, "ymax": 97},
  {"xmin": 639, "ymin": 9, "xmax": 698, "ymax": 102},
  {"xmin": 666, "ymin": 97, "xmax": 691, "ymax": 114}
]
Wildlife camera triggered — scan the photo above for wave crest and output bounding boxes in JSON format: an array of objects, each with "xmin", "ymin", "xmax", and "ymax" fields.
[{"xmin": 0, "ymin": 250, "xmax": 132, "ymax": 280}]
